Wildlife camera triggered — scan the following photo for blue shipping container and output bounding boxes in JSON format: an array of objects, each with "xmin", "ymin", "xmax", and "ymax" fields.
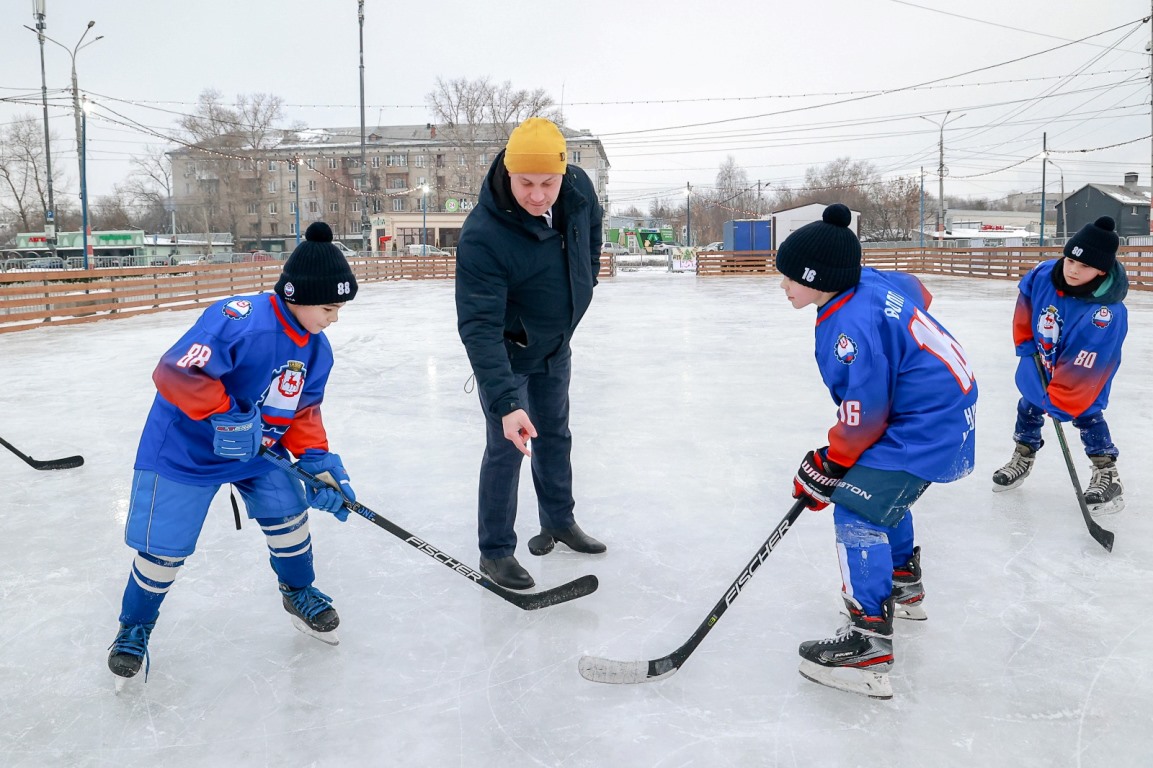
[{"xmin": 722, "ymin": 219, "xmax": 772, "ymax": 251}]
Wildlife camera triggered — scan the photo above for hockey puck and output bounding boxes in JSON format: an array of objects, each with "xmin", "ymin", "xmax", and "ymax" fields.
[{"xmin": 527, "ymin": 533, "xmax": 555, "ymax": 556}]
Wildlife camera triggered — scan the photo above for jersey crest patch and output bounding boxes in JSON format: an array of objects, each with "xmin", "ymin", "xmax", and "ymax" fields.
[
  {"xmin": 1091, "ymin": 306, "xmax": 1113, "ymax": 329},
  {"xmin": 222, "ymin": 299, "xmax": 253, "ymax": 320},
  {"xmin": 1036, "ymin": 304, "xmax": 1062, "ymax": 352},
  {"xmin": 834, "ymin": 333, "xmax": 859, "ymax": 365}
]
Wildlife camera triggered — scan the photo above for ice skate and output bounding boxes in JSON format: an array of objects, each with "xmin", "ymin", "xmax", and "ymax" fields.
[
  {"xmin": 280, "ymin": 583, "xmax": 340, "ymax": 645},
  {"xmin": 992, "ymin": 443, "xmax": 1036, "ymax": 492},
  {"xmin": 798, "ymin": 596, "xmax": 894, "ymax": 700},
  {"xmin": 1084, "ymin": 455, "xmax": 1125, "ymax": 516},
  {"xmin": 107, "ymin": 621, "xmax": 155, "ymax": 689},
  {"xmin": 891, "ymin": 546, "xmax": 927, "ymax": 621}
]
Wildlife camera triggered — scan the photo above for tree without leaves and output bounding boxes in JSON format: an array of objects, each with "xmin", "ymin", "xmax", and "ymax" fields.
[
  {"xmin": 122, "ymin": 147, "xmax": 175, "ymax": 234},
  {"xmin": 0, "ymin": 114, "xmax": 65, "ymax": 239},
  {"xmin": 425, "ymin": 77, "xmax": 561, "ymax": 203},
  {"xmin": 173, "ymin": 89, "xmax": 289, "ymax": 244},
  {"xmin": 89, "ymin": 187, "xmax": 137, "ymax": 231}
]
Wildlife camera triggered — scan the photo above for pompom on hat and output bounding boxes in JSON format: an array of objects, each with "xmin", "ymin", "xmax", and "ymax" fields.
[
  {"xmin": 274, "ymin": 221, "xmax": 358, "ymax": 305},
  {"xmin": 774, "ymin": 203, "xmax": 862, "ymax": 293},
  {"xmin": 1064, "ymin": 216, "xmax": 1119, "ymax": 273},
  {"xmin": 504, "ymin": 117, "xmax": 567, "ymax": 175}
]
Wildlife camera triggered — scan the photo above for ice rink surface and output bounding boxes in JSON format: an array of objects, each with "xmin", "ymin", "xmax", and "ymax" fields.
[{"xmin": 2, "ymin": 271, "xmax": 1151, "ymax": 767}]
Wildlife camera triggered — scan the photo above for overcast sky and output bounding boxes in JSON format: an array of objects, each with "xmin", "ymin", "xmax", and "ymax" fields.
[{"xmin": 2, "ymin": 0, "xmax": 1149, "ymax": 215}]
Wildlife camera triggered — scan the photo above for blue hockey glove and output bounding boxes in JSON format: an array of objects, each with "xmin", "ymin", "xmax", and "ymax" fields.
[
  {"xmin": 209, "ymin": 402, "xmax": 262, "ymax": 461},
  {"xmin": 792, "ymin": 447, "xmax": 847, "ymax": 511},
  {"xmin": 296, "ymin": 449, "xmax": 356, "ymax": 521}
]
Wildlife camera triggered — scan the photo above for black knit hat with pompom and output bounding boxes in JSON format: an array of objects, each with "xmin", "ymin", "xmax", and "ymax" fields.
[
  {"xmin": 774, "ymin": 203, "xmax": 862, "ymax": 292},
  {"xmin": 1064, "ymin": 216, "xmax": 1119, "ymax": 273},
  {"xmin": 274, "ymin": 222, "xmax": 358, "ymax": 305}
]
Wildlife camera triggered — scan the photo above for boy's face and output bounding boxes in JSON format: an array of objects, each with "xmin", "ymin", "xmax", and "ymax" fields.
[
  {"xmin": 780, "ymin": 275, "xmax": 831, "ymax": 309},
  {"xmin": 1063, "ymin": 257, "xmax": 1105, "ymax": 287},
  {"xmin": 509, "ymin": 173, "xmax": 563, "ymax": 216},
  {"xmin": 287, "ymin": 302, "xmax": 345, "ymax": 334}
]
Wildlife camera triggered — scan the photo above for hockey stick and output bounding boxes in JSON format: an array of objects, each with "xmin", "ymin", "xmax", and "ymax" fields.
[
  {"xmin": 1032, "ymin": 354, "xmax": 1114, "ymax": 552},
  {"xmin": 0, "ymin": 434, "xmax": 84, "ymax": 471},
  {"xmin": 579, "ymin": 498, "xmax": 807, "ymax": 684},
  {"xmin": 262, "ymin": 450, "xmax": 598, "ymax": 610}
]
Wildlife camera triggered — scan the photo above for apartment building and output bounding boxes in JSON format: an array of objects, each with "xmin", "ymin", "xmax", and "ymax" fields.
[{"xmin": 168, "ymin": 123, "xmax": 610, "ymax": 251}]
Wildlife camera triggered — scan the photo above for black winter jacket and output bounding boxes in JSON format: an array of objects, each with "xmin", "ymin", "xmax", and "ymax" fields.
[{"xmin": 455, "ymin": 150, "xmax": 603, "ymax": 416}]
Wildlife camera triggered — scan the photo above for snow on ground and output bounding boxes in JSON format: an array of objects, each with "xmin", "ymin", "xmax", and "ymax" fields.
[{"xmin": 1, "ymin": 272, "xmax": 1150, "ymax": 767}]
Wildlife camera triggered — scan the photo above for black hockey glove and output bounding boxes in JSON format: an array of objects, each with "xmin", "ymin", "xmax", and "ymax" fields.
[{"xmin": 792, "ymin": 448, "xmax": 847, "ymax": 511}]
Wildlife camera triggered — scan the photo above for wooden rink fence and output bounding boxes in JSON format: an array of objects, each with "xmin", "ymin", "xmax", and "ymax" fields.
[
  {"xmin": 2, "ymin": 246, "xmax": 1150, "ymax": 334},
  {"xmin": 695, "ymin": 245, "xmax": 1153, "ymax": 289}
]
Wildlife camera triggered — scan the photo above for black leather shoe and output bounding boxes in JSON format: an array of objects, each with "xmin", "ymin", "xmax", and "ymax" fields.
[
  {"xmin": 532, "ymin": 523, "xmax": 606, "ymax": 555},
  {"xmin": 479, "ymin": 556, "xmax": 534, "ymax": 590}
]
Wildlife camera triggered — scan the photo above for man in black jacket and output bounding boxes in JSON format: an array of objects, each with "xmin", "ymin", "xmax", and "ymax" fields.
[{"xmin": 455, "ymin": 117, "xmax": 606, "ymax": 590}]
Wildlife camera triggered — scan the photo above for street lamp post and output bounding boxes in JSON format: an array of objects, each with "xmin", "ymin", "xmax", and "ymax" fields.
[
  {"xmin": 29, "ymin": 1, "xmax": 57, "ymax": 261},
  {"xmin": 80, "ymin": 96, "xmax": 89, "ymax": 269},
  {"xmin": 1039, "ymin": 133, "xmax": 1048, "ymax": 247},
  {"xmin": 684, "ymin": 182, "xmax": 692, "ymax": 248},
  {"xmin": 1043, "ymin": 151, "xmax": 1068, "ymax": 241},
  {"xmin": 27, "ymin": 16, "xmax": 103, "ymax": 268},
  {"xmin": 294, "ymin": 158, "xmax": 302, "ymax": 245},
  {"xmin": 63, "ymin": 22, "xmax": 101, "ymax": 191},
  {"xmin": 920, "ymin": 111, "xmax": 965, "ymax": 247},
  {"xmin": 357, "ymin": 0, "xmax": 369, "ymax": 254},
  {"xmin": 919, "ymin": 167, "xmax": 925, "ymax": 249},
  {"xmin": 420, "ymin": 183, "xmax": 429, "ymax": 250}
]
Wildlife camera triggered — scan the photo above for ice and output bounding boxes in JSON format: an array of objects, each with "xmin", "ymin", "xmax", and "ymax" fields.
[{"xmin": 1, "ymin": 272, "xmax": 1150, "ymax": 767}]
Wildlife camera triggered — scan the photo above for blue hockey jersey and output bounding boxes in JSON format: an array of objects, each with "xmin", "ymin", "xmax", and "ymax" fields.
[
  {"xmin": 134, "ymin": 293, "xmax": 334, "ymax": 484},
  {"xmin": 813, "ymin": 268, "xmax": 977, "ymax": 483},
  {"xmin": 1011, "ymin": 259, "xmax": 1128, "ymax": 421}
]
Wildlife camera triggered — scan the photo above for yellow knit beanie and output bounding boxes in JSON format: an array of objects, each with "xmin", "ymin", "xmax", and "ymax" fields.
[{"xmin": 504, "ymin": 117, "xmax": 567, "ymax": 175}]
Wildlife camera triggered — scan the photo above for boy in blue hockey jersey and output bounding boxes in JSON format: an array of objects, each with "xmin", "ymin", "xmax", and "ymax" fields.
[
  {"xmin": 107, "ymin": 222, "xmax": 359, "ymax": 683},
  {"xmin": 991, "ymin": 216, "xmax": 1127, "ymax": 515},
  {"xmin": 775, "ymin": 204, "xmax": 978, "ymax": 699}
]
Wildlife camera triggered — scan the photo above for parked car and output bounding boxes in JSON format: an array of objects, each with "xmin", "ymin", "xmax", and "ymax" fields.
[
  {"xmin": 651, "ymin": 241, "xmax": 686, "ymax": 256},
  {"xmin": 701, "ymin": 241, "xmax": 724, "ymax": 252},
  {"xmin": 26, "ymin": 256, "xmax": 65, "ymax": 270},
  {"xmin": 407, "ymin": 244, "xmax": 452, "ymax": 257},
  {"xmin": 600, "ymin": 242, "xmax": 629, "ymax": 257}
]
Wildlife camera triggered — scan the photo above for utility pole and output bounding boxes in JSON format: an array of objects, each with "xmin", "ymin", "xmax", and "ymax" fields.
[
  {"xmin": 31, "ymin": 1, "xmax": 56, "ymax": 261},
  {"xmin": 294, "ymin": 157, "xmax": 302, "ymax": 245},
  {"xmin": 1040, "ymin": 133, "xmax": 1047, "ymax": 247},
  {"xmin": 684, "ymin": 182, "xmax": 692, "ymax": 247},
  {"xmin": 919, "ymin": 167, "xmax": 925, "ymax": 250},
  {"xmin": 920, "ymin": 111, "xmax": 964, "ymax": 247},
  {"xmin": 936, "ymin": 113, "xmax": 947, "ymax": 247},
  {"xmin": 357, "ymin": 0, "xmax": 369, "ymax": 254}
]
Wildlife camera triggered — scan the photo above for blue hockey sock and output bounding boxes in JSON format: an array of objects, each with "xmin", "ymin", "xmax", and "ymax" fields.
[
  {"xmin": 119, "ymin": 551, "xmax": 185, "ymax": 625},
  {"xmin": 259, "ymin": 512, "xmax": 315, "ymax": 588}
]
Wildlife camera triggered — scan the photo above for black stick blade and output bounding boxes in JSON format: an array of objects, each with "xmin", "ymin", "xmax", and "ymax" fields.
[
  {"xmin": 505, "ymin": 574, "xmax": 599, "ymax": 610},
  {"xmin": 30, "ymin": 455, "xmax": 85, "ymax": 471},
  {"xmin": 1089, "ymin": 521, "xmax": 1114, "ymax": 552}
]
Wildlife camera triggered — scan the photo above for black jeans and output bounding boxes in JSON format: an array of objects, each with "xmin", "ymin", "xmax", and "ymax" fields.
[{"xmin": 476, "ymin": 348, "xmax": 575, "ymax": 559}]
